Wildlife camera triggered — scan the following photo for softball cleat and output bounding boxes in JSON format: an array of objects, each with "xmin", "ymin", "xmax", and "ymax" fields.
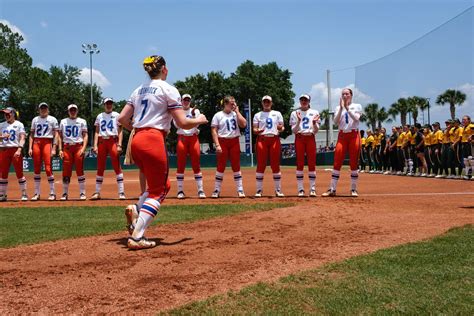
[
  {"xmin": 79, "ymin": 193, "xmax": 87, "ymax": 200},
  {"xmin": 211, "ymin": 190, "xmax": 220, "ymax": 199},
  {"xmin": 275, "ymin": 190, "xmax": 285, "ymax": 197},
  {"xmin": 238, "ymin": 190, "xmax": 246, "ymax": 198},
  {"xmin": 48, "ymin": 194, "xmax": 56, "ymax": 201},
  {"xmin": 60, "ymin": 193, "xmax": 68, "ymax": 201},
  {"xmin": 297, "ymin": 190, "xmax": 305, "ymax": 197},
  {"xmin": 309, "ymin": 190, "xmax": 317, "ymax": 197},
  {"xmin": 177, "ymin": 191, "xmax": 185, "ymax": 199},
  {"xmin": 31, "ymin": 194, "xmax": 40, "ymax": 201},
  {"xmin": 119, "ymin": 192, "xmax": 126, "ymax": 200},
  {"xmin": 21, "ymin": 193, "xmax": 28, "ymax": 201},
  {"xmin": 351, "ymin": 190, "xmax": 359, "ymax": 197},
  {"xmin": 89, "ymin": 192, "xmax": 101, "ymax": 200},
  {"xmin": 127, "ymin": 237, "xmax": 156, "ymax": 250},
  {"xmin": 254, "ymin": 190, "xmax": 262, "ymax": 198},
  {"xmin": 321, "ymin": 189, "xmax": 336, "ymax": 197},
  {"xmin": 198, "ymin": 191, "xmax": 206, "ymax": 199}
]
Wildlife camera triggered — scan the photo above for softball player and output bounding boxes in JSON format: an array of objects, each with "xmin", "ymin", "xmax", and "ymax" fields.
[
  {"xmin": 397, "ymin": 126, "xmax": 407, "ymax": 175},
  {"xmin": 58, "ymin": 104, "xmax": 88, "ymax": 201},
  {"xmin": 440, "ymin": 119, "xmax": 452, "ymax": 178},
  {"xmin": 365, "ymin": 130, "xmax": 375, "ymax": 172},
  {"xmin": 90, "ymin": 98, "xmax": 125, "ymax": 200},
  {"xmin": 118, "ymin": 55, "xmax": 207, "ymax": 250},
  {"xmin": 28, "ymin": 102, "xmax": 59, "ymax": 201},
  {"xmin": 322, "ymin": 88, "xmax": 362, "ymax": 197},
  {"xmin": 461, "ymin": 115, "xmax": 473, "ymax": 179},
  {"xmin": 388, "ymin": 126, "xmax": 399, "ymax": 174},
  {"xmin": 423, "ymin": 125, "xmax": 433, "ymax": 177},
  {"xmin": 289, "ymin": 94, "xmax": 320, "ymax": 197},
  {"xmin": 211, "ymin": 95, "xmax": 247, "ymax": 198},
  {"xmin": 0, "ymin": 107, "xmax": 27, "ymax": 201},
  {"xmin": 174, "ymin": 94, "xmax": 206, "ymax": 199},
  {"xmin": 253, "ymin": 95, "xmax": 285, "ymax": 197},
  {"xmin": 359, "ymin": 130, "xmax": 367, "ymax": 173},
  {"xmin": 413, "ymin": 123, "xmax": 427, "ymax": 176},
  {"xmin": 449, "ymin": 119, "xmax": 462, "ymax": 179},
  {"xmin": 431, "ymin": 122, "xmax": 443, "ymax": 177}
]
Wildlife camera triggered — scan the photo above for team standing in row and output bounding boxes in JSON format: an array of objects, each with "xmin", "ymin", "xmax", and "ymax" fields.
[{"xmin": 359, "ymin": 117, "xmax": 474, "ymax": 179}]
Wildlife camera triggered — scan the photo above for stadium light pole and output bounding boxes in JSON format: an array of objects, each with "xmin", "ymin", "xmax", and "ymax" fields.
[
  {"xmin": 425, "ymin": 98, "xmax": 431, "ymax": 125},
  {"xmin": 81, "ymin": 43, "xmax": 100, "ymax": 116},
  {"xmin": 326, "ymin": 69, "xmax": 334, "ymax": 147}
]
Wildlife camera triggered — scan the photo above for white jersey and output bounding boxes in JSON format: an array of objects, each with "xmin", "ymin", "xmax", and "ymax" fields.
[
  {"xmin": 0, "ymin": 120, "xmax": 26, "ymax": 148},
  {"xmin": 289, "ymin": 108, "xmax": 320, "ymax": 135},
  {"xmin": 31, "ymin": 115, "xmax": 59, "ymax": 139},
  {"xmin": 211, "ymin": 111, "xmax": 241, "ymax": 138},
  {"xmin": 127, "ymin": 79, "xmax": 182, "ymax": 132},
  {"xmin": 95, "ymin": 111, "xmax": 120, "ymax": 137},
  {"xmin": 59, "ymin": 117, "xmax": 88, "ymax": 144},
  {"xmin": 253, "ymin": 110, "xmax": 284, "ymax": 136},
  {"xmin": 175, "ymin": 108, "xmax": 201, "ymax": 136},
  {"xmin": 335, "ymin": 103, "xmax": 362, "ymax": 132}
]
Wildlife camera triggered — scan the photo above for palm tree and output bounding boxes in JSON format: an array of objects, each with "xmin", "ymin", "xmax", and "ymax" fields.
[
  {"xmin": 319, "ymin": 109, "xmax": 330, "ymax": 130},
  {"xmin": 407, "ymin": 96, "xmax": 430, "ymax": 124},
  {"xmin": 436, "ymin": 89, "xmax": 467, "ymax": 120},
  {"xmin": 389, "ymin": 98, "xmax": 410, "ymax": 126},
  {"xmin": 376, "ymin": 107, "xmax": 392, "ymax": 129},
  {"xmin": 361, "ymin": 103, "xmax": 379, "ymax": 130}
]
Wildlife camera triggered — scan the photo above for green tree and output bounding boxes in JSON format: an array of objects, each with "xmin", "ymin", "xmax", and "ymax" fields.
[
  {"xmin": 389, "ymin": 98, "xmax": 411, "ymax": 126},
  {"xmin": 361, "ymin": 103, "xmax": 379, "ymax": 130},
  {"xmin": 436, "ymin": 89, "xmax": 467, "ymax": 120},
  {"xmin": 376, "ymin": 107, "xmax": 391, "ymax": 129}
]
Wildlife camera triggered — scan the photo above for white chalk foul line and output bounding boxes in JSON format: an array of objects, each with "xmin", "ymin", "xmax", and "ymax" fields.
[{"xmin": 362, "ymin": 192, "xmax": 474, "ymax": 197}]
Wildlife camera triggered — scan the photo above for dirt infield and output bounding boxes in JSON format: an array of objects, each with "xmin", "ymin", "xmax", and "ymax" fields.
[{"xmin": 0, "ymin": 168, "xmax": 473, "ymax": 314}]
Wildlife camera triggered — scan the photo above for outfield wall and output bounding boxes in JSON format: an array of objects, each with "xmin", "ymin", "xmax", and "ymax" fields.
[{"xmin": 15, "ymin": 152, "xmax": 345, "ymax": 172}]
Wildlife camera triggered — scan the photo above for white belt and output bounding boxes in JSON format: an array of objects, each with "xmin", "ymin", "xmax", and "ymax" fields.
[
  {"xmin": 261, "ymin": 134, "xmax": 276, "ymax": 138},
  {"xmin": 339, "ymin": 129, "xmax": 358, "ymax": 133}
]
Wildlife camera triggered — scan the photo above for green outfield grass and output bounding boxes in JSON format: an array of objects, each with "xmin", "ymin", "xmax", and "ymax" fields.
[
  {"xmin": 0, "ymin": 202, "xmax": 293, "ymax": 248},
  {"xmin": 166, "ymin": 225, "xmax": 473, "ymax": 315}
]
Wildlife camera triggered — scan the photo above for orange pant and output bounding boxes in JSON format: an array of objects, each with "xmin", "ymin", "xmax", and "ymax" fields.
[
  {"xmin": 0, "ymin": 147, "xmax": 23, "ymax": 179},
  {"xmin": 176, "ymin": 134, "xmax": 201, "ymax": 174},
  {"xmin": 216, "ymin": 137, "xmax": 241, "ymax": 173},
  {"xmin": 132, "ymin": 128, "xmax": 170, "ymax": 202},
  {"xmin": 32, "ymin": 138, "xmax": 53, "ymax": 176},
  {"xmin": 333, "ymin": 130, "xmax": 361, "ymax": 171},
  {"xmin": 97, "ymin": 137, "xmax": 122, "ymax": 176},
  {"xmin": 295, "ymin": 134, "xmax": 316, "ymax": 171},
  {"xmin": 62, "ymin": 143, "xmax": 85, "ymax": 178},
  {"xmin": 256, "ymin": 135, "xmax": 281, "ymax": 173}
]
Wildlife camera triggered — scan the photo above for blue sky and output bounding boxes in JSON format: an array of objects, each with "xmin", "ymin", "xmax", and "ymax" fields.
[{"xmin": 1, "ymin": 0, "xmax": 472, "ymax": 126}]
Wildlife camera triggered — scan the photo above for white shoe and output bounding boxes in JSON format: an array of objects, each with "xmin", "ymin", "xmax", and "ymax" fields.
[
  {"xmin": 31, "ymin": 194, "xmax": 40, "ymax": 201},
  {"xmin": 421, "ymin": 173, "xmax": 427, "ymax": 177},
  {"xmin": 359, "ymin": 170, "xmax": 365, "ymax": 173},
  {"xmin": 275, "ymin": 190, "xmax": 285, "ymax": 197},
  {"xmin": 21, "ymin": 193, "xmax": 28, "ymax": 201},
  {"xmin": 435, "ymin": 175, "xmax": 444, "ymax": 178},
  {"xmin": 369, "ymin": 170, "xmax": 375, "ymax": 174},
  {"xmin": 454, "ymin": 176, "xmax": 461, "ymax": 180},
  {"xmin": 127, "ymin": 237, "xmax": 156, "ymax": 250},
  {"xmin": 446, "ymin": 175, "xmax": 454, "ymax": 179},
  {"xmin": 79, "ymin": 193, "xmax": 87, "ymax": 200},
  {"xmin": 48, "ymin": 194, "xmax": 56, "ymax": 201},
  {"xmin": 177, "ymin": 191, "xmax": 185, "ymax": 199},
  {"xmin": 298, "ymin": 190, "xmax": 305, "ymax": 197},
  {"xmin": 119, "ymin": 192, "xmax": 126, "ymax": 200},
  {"xmin": 238, "ymin": 191, "xmax": 246, "ymax": 198},
  {"xmin": 0, "ymin": 195, "xmax": 6, "ymax": 202},
  {"xmin": 309, "ymin": 190, "xmax": 317, "ymax": 197},
  {"xmin": 351, "ymin": 190, "xmax": 359, "ymax": 197},
  {"xmin": 90, "ymin": 192, "xmax": 101, "ymax": 200},
  {"xmin": 211, "ymin": 190, "xmax": 220, "ymax": 199},
  {"xmin": 396, "ymin": 171, "xmax": 402, "ymax": 175},
  {"xmin": 198, "ymin": 191, "xmax": 206, "ymax": 199},
  {"xmin": 60, "ymin": 193, "xmax": 68, "ymax": 201},
  {"xmin": 125, "ymin": 204, "xmax": 139, "ymax": 235},
  {"xmin": 383, "ymin": 171, "xmax": 390, "ymax": 175},
  {"xmin": 321, "ymin": 189, "xmax": 336, "ymax": 197},
  {"xmin": 254, "ymin": 190, "xmax": 262, "ymax": 198}
]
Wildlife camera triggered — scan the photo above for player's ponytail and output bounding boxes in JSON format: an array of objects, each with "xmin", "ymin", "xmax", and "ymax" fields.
[{"xmin": 143, "ymin": 55, "xmax": 166, "ymax": 79}]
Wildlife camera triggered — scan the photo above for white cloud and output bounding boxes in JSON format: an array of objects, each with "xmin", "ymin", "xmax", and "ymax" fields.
[
  {"xmin": 308, "ymin": 82, "xmax": 374, "ymax": 110},
  {"xmin": 79, "ymin": 68, "xmax": 111, "ymax": 89},
  {"xmin": 34, "ymin": 63, "xmax": 46, "ymax": 70},
  {"xmin": 40, "ymin": 21, "xmax": 48, "ymax": 28},
  {"xmin": 0, "ymin": 19, "xmax": 27, "ymax": 44}
]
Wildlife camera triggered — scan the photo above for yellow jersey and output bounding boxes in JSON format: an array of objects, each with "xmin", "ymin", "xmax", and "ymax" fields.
[
  {"xmin": 396, "ymin": 132, "xmax": 405, "ymax": 147},
  {"xmin": 373, "ymin": 134, "xmax": 380, "ymax": 146},
  {"xmin": 406, "ymin": 131, "xmax": 416, "ymax": 145},
  {"xmin": 366, "ymin": 135, "xmax": 374, "ymax": 148},
  {"xmin": 442, "ymin": 128, "xmax": 451, "ymax": 144},
  {"xmin": 361, "ymin": 137, "xmax": 366, "ymax": 146},
  {"xmin": 461, "ymin": 123, "xmax": 474, "ymax": 143},
  {"xmin": 449, "ymin": 127, "xmax": 462, "ymax": 143},
  {"xmin": 424, "ymin": 132, "xmax": 433, "ymax": 146},
  {"xmin": 432, "ymin": 130, "xmax": 443, "ymax": 145}
]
